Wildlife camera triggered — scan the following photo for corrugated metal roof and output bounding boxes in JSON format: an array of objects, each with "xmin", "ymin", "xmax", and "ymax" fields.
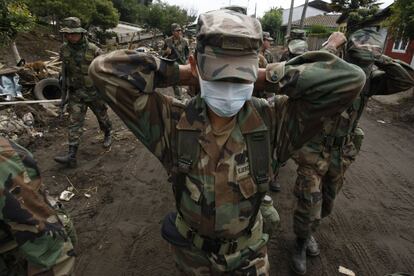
[{"xmin": 288, "ymin": 14, "xmax": 341, "ymax": 28}]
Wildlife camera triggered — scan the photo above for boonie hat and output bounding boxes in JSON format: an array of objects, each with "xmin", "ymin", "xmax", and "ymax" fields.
[
  {"xmin": 263, "ymin": 32, "xmax": 274, "ymax": 41},
  {"xmin": 171, "ymin": 23, "xmax": 182, "ymax": 32},
  {"xmin": 59, "ymin": 17, "xmax": 87, "ymax": 33}
]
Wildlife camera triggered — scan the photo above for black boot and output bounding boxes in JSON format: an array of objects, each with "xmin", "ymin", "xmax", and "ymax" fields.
[
  {"xmin": 54, "ymin": 145, "xmax": 78, "ymax": 168},
  {"xmin": 306, "ymin": 235, "xmax": 320, "ymax": 256},
  {"xmin": 269, "ymin": 178, "xmax": 281, "ymax": 192},
  {"xmin": 291, "ymin": 237, "xmax": 308, "ymax": 275},
  {"xmin": 103, "ymin": 131, "xmax": 112, "ymax": 148}
]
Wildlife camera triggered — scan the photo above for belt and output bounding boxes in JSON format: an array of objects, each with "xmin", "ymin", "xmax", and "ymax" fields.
[{"xmin": 175, "ymin": 213, "xmax": 263, "ymax": 255}]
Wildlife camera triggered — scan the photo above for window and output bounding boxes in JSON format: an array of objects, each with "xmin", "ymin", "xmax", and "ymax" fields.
[{"xmin": 392, "ymin": 38, "xmax": 409, "ymax": 53}]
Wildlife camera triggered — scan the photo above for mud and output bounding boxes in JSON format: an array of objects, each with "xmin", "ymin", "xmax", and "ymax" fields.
[{"xmin": 30, "ymin": 98, "xmax": 414, "ymax": 276}]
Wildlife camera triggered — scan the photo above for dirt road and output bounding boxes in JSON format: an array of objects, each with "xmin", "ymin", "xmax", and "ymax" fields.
[{"xmin": 31, "ymin": 99, "xmax": 414, "ymax": 276}]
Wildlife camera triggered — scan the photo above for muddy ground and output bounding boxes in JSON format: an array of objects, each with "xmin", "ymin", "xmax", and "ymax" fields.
[{"xmin": 22, "ymin": 93, "xmax": 413, "ymax": 276}]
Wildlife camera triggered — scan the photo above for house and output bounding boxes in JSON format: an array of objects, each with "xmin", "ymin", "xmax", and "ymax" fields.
[
  {"xmin": 282, "ymin": 0, "xmax": 333, "ymax": 25},
  {"xmin": 336, "ymin": 5, "xmax": 414, "ymax": 67},
  {"xmin": 289, "ymin": 14, "xmax": 340, "ymax": 31}
]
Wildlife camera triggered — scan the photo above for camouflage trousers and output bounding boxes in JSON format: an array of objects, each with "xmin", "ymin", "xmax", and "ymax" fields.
[
  {"xmin": 292, "ymin": 138, "xmax": 359, "ymax": 239},
  {"xmin": 0, "ymin": 239, "xmax": 75, "ymax": 276},
  {"xmin": 67, "ymin": 93, "xmax": 112, "ymax": 146},
  {"xmin": 171, "ymin": 244, "xmax": 269, "ymax": 276}
]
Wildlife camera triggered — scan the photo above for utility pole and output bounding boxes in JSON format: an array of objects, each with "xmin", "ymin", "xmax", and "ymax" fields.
[
  {"xmin": 299, "ymin": 0, "xmax": 309, "ymax": 29},
  {"xmin": 286, "ymin": 0, "xmax": 295, "ymax": 41}
]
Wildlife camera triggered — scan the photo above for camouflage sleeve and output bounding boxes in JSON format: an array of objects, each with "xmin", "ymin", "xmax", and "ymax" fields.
[
  {"xmin": 89, "ymin": 50, "xmax": 181, "ymax": 168},
  {"xmin": 266, "ymin": 51, "xmax": 365, "ymax": 163},
  {"xmin": 368, "ymin": 55, "xmax": 414, "ymax": 96},
  {"xmin": 0, "ymin": 137, "xmax": 75, "ymax": 275}
]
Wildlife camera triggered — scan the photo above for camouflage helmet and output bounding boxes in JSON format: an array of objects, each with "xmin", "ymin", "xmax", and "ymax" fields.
[
  {"xmin": 221, "ymin": 5, "xmax": 247, "ymax": 15},
  {"xmin": 59, "ymin": 17, "xmax": 87, "ymax": 33},
  {"xmin": 196, "ymin": 9, "xmax": 262, "ymax": 82},
  {"xmin": 171, "ymin": 23, "xmax": 182, "ymax": 32},
  {"xmin": 263, "ymin": 32, "xmax": 274, "ymax": 41},
  {"xmin": 289, "ymin": 29, "xmax": 306, "ymax": 41},
  {"xmin": 288, "ymin": 39, "xmax": 308, "ymax": 55}
]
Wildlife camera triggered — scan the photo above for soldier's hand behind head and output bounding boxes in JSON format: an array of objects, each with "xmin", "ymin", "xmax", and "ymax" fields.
[{"xmin": 326, "ymin": 32, "xmax": 347, "ymax": 49}]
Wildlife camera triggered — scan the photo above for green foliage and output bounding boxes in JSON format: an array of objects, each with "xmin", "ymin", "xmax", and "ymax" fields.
[
  {"xmin": 260, "ymin": 8, "xmax": 283, "ymax": 38},
  {"xmin": 26, "ymin": 0, "xmax": 118, "ymax": 31},
  {"xmin": 308, "ymin": 24, "xmax": 330, "ymax": 35},
  {"xmin": 111, "ymin": 0, "xmax": 193, "ymax": 35},
  {"xmin": 0, "ymin": 0, "xmax": 35, "ymax": 45},
  {"xmin": 90, "ymin": 0, "xmax": 119, "ymax": 30},
  {"xmin": 330, "ymin": 0, "xmax": 379, "ymax": 12},
  {"xmin": 386, "ymin": 0, "xmax": 414, "ymax": 39}
]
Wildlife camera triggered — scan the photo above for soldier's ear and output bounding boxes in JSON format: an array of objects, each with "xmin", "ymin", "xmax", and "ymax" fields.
[{"xmin": 189, "ymin": 54, "xmax": 198, "ymax": 78}]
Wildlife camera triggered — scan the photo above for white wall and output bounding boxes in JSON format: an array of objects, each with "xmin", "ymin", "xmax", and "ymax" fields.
[{"xmin": 282, "ymin": 6, "xmax": 326, "ymax": 25}]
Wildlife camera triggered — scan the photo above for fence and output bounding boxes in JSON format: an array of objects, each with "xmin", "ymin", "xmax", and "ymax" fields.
[{"xmin": 306, "ymin": 35, "xmax": 329, "ymax": 51}]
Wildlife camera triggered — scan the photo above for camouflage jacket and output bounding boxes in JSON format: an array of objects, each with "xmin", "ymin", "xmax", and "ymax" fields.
[
  {"xmin": 89, "ymin": 50, "xmax": 364, "ymax": 239},
  {"xmin": 335, "ymin": 55, "xmax": 414, "ymax": 137},
  {"xmin": 0, "ymin": 137, "xmax": 75, "ymax": 274},
  {"xmin": 60, "ymin": 37, "xmax": 102, "ymax": 95},
  {"xmin": 161, "ymin": 36, "xmax": 189, "ymax": 65},
  {"xmin": 259, "ymin": 49, "xmax": 273, "ymax": 64}
]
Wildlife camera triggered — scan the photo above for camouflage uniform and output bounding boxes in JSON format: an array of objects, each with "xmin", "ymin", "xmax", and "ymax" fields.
[
  {"xmin": 290, "ymin": 28, "xmax": 414, "ymax": 275},
  {"xmin": 55, "ymin": 17, "xmax": 112, "ymax": 167},
  {"xmin": 89, "ymin": 9, "xmax": 365, "ymax": 274},
  {"xmin": 0, "ymin": 137, "xmax": 75, "ymax": 275},
  {"xmin": 162, "ymin": 23, "xmax": 190, "ymax": 99},
  {"xmin": 280, "ymin": 29, "xmax": 308, "ymax": 62},
  {"xmin": 259, "ymin": 32, "xmax": 274, "ymax": 68}
]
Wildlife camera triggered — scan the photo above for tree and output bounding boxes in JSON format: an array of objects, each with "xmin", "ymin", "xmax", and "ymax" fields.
[
  {"xmin": 330, "ymin": 0, "xmax": 378, "ymax": 11},
  {"xmin": 386, "ymin": 0, "xmax": 414, "ymax": 39},
  {"xmin": 260, "ymin": 7, "xmax": 283, "ymax": 38},
  {"xmin": 90, "ymin": 0, "xmax": 119, "ymax": 43},
  {"xmin": 0, "ymin": 0, "xmax": 35, "ymax": 62},
  {"xmin": 331, "ymin": 0, "xmax": 380, "ymax": 33}
]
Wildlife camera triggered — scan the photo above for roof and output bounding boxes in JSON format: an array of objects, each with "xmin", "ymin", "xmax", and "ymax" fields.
[
  {"xmin": 308, "ymin": 0, "xmax": 333, "ymax": 12},
  {"xmin": 286, "ymin": 14, "xmax": 341, "ymax": 28}
]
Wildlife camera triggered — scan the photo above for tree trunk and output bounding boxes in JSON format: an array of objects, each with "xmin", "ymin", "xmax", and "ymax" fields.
[
  {"xmin": 286, "ymin": 0, "xmax": 295, "ymax": 43},
  {"xmin": 299, "ymin": 0, "xmax": 309, "ymax": 29},
  {"xmin": 10, "ymin": 41, "xmax": 21, "ymax": 65}
]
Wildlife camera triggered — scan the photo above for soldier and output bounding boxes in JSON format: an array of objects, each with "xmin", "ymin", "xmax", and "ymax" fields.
[
  {"xmin": 162, "ymin": 23, "xmax": 190, "ymax": 100},
  {"xmin": 89, "ymin": 9, "xmax": 365, "ymax": 275},
  {"xmin": 290, "ymin": 27, "xmax": 414, "ymax": 275},
  {"xmin": 54, "ymin": 17, "xmax": 112, "ymax": 168},
  {"xmin": 0, "ymin": 136, "xmax": 76, "ymax": 275},
  {"xmin": 280, "ymin": 29, "xmax": 308, "ymax": 62},
  {"xmin": 259, "ymin": 32, "xmax": 274, "ymax": 68}
]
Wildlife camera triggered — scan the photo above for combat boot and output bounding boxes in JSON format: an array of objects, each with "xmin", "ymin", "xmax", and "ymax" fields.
[
  {"xmin": 306, "ymin": 235, "xmax": 320, "ymax": 256},
  {"xmin": 269, "ymin": 178, "xmax": 281, "ymax": 192},
  {"xmin": 103, "ymin": 131, "xmax": 112, "ymax": 148},
  {"xmin": 291, "ymin": 237, "xmax": 308, "ymax": 275},
  {"xmin": 54, "ymin": 145, "xmax": 78, "ymax": 168}
]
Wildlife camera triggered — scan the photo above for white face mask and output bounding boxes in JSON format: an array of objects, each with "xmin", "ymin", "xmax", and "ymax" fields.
[{"xmin": 199, "ymin": 76, "xmax": 254, "ymax": 118}]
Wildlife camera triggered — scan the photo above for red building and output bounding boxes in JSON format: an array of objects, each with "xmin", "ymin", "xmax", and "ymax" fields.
[{"xmin": 384, "ymin": 36, "xmax": 414, "ymax": 67}]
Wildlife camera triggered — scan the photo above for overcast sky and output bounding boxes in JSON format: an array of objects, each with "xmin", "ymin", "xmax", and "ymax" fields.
[{"xmin": 163, "ymin": 0, "xmax": 394, "ymax": 18}]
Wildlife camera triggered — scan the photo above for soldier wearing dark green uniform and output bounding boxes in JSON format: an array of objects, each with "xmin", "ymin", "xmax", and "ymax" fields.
[
  {"xmin": 280, "ymin": 29, "xmax": 308, "ymax": 62},
  {"xmin": 162, "ymin": 23, "xmax": 189, "ymax": 100},
  {"xmin": 54, "ymin": 17, "xmax": 112, "ymax": 168},
  {"xmin": 89, "ymin": 9, "xmax": 365, "ymax": 275},
  {"xmin": 290, "ymin": 27, "xmax": 414, "ymax": 275},
  {"xmin": 0, "ymin": 136, "xmax": 76, "ymax": 275}
]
